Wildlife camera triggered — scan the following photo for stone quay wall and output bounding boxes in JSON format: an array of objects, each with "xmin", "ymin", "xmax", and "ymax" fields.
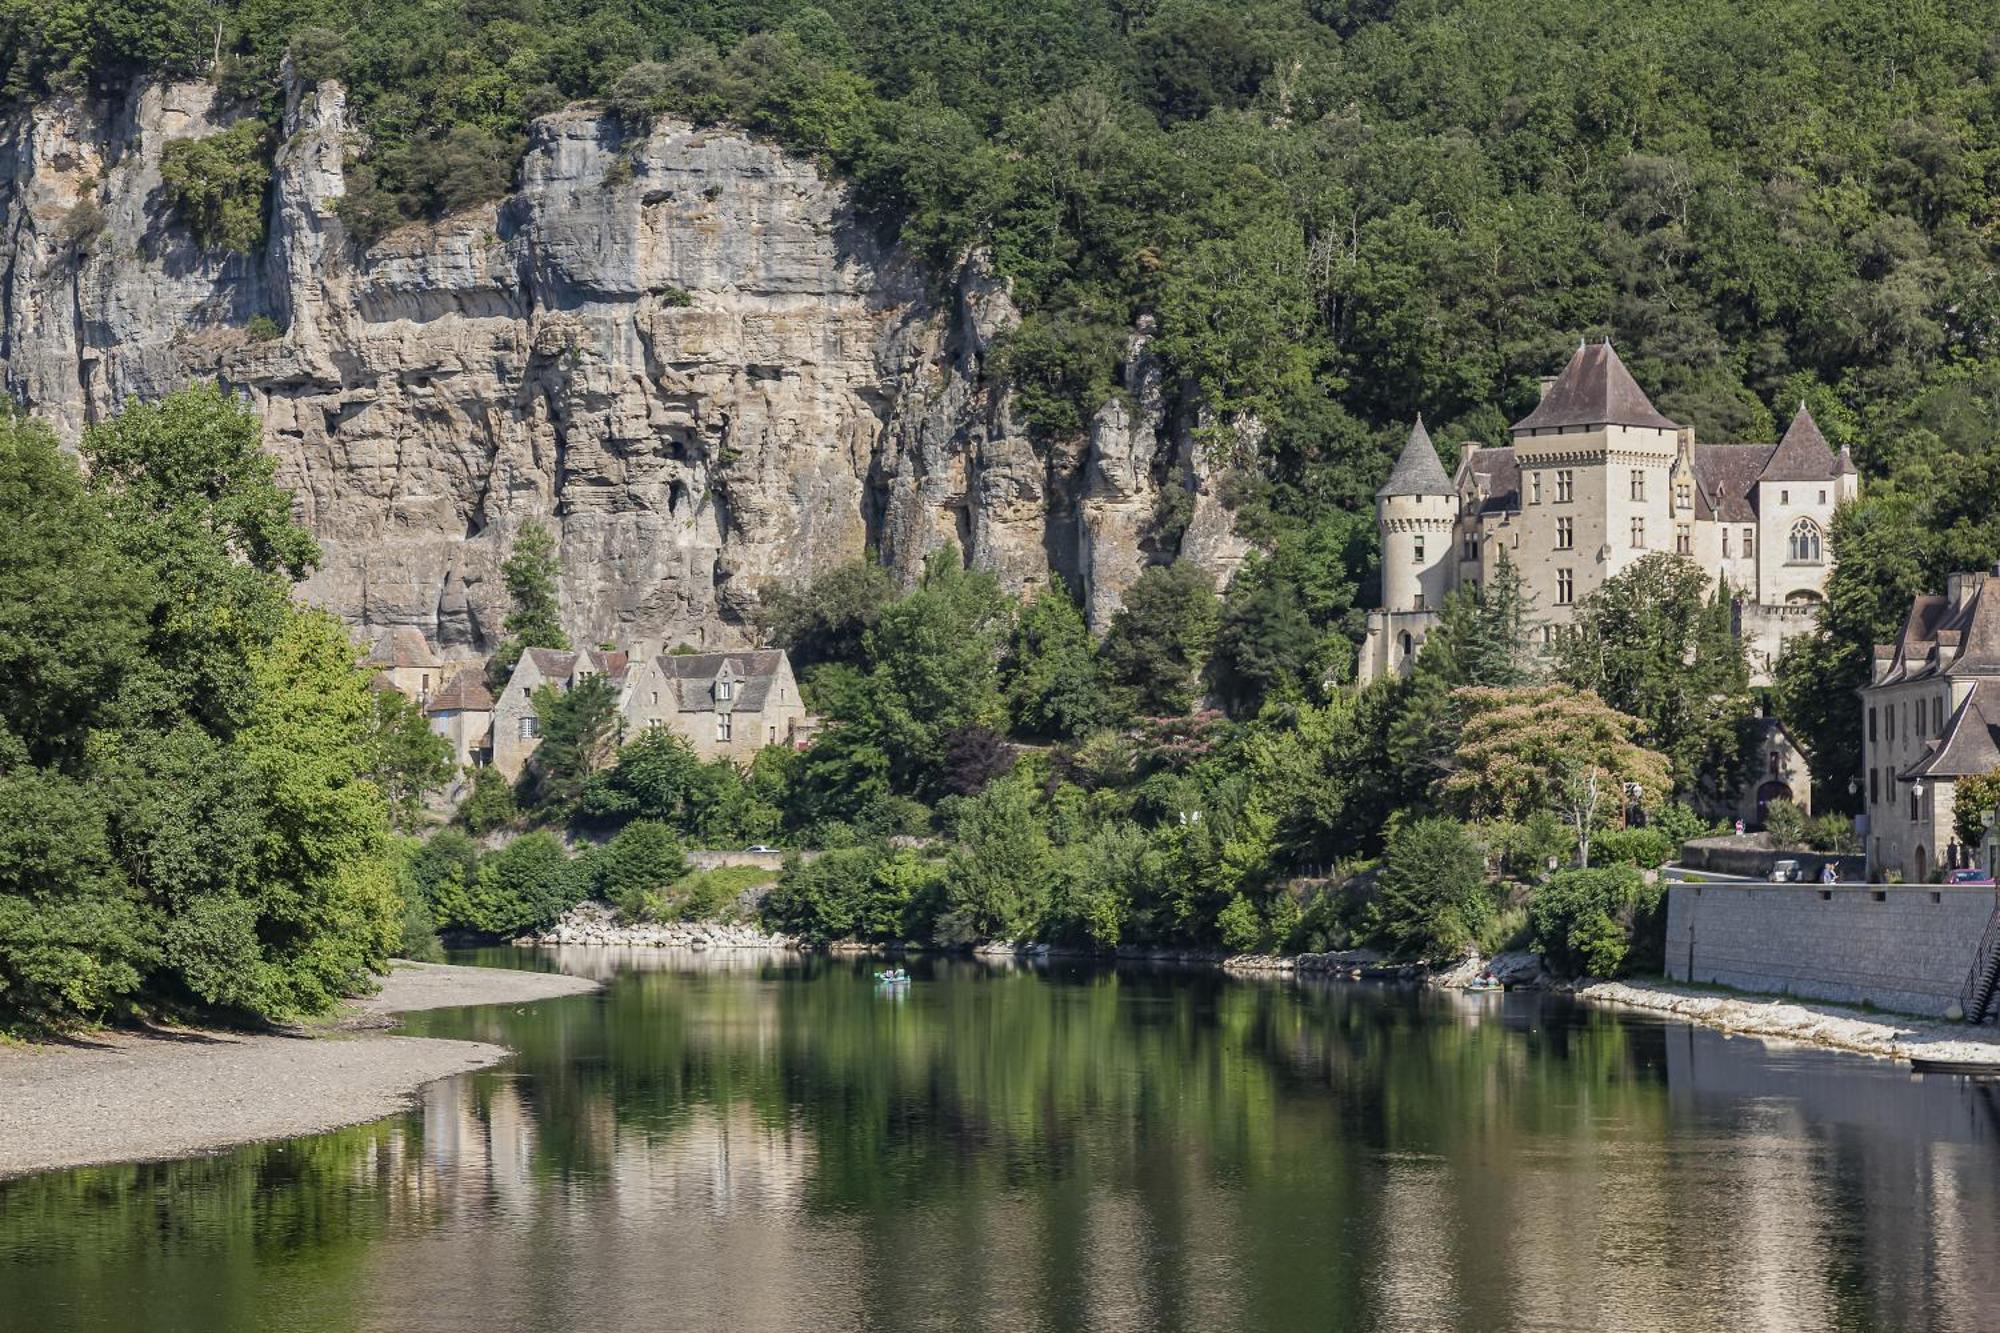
[{"xmin": 1665, "ymin": 881, "xmax": 2000, "ymax": 1019}]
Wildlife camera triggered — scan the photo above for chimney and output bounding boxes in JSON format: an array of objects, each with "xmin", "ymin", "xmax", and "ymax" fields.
[
  {"xmin": 1538, "ymin": 374, "xmax": 1558, "ymax": 402},
  {"xmin": 1950, "ymin": 571, "xmax": 1989, "ymax": 610}
]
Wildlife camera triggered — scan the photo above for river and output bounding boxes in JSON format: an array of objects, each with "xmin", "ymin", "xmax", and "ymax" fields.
[{"xmin": 2, "ymin": 949, "xmax": 1997, "ymax": 1332}]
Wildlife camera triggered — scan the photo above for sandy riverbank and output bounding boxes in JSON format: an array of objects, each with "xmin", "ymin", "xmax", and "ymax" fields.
[
  {"xmin": 0, "ymin": 961, "xmax": 598, "ymax": 1179},
  {"xmin": 1578, "ymin": 978, "xmax": 2000, "ymax": 1064}
]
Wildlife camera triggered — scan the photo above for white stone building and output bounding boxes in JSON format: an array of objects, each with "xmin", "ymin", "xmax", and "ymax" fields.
[
  {"xmin": 1358, "ymin": 340, "xmax": 1857, "ymax": 687},
  {"xmin": 1861, "ymin": 569, "xmax": 2000, "ymax": 882}
]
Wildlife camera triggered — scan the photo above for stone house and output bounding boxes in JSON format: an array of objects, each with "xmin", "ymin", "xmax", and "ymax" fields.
[
  {"xmin": 1862, "ymin": 569, "xmax": 2000, "ymax": 882},
  {"xmin": 364, "ymin": 626, "xmax": 448, "ymax": 705},
  {"xmin": 491, "ymin": 648, "xmax": 631, "ymax": 781},
  {"xmin": 1359, "ymin": 340, "xmax": 1857, "ymax": 686},
  {"xmin": 426, "ymin": 672, "xmax": 496, "ymax": 769},
  {"xmin": 622, "ymin": 650, "xmax": 810, "ymax": 763},
  {"xmin": 1737, "ymin": 716, "xmax": 1813, "ymax": 828},
  {"xmin": 491, "ymin": 646, "xmax": 807, "ymax": 780}
]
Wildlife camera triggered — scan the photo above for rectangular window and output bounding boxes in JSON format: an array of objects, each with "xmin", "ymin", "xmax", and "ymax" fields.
[
  {"xmin": 1869, "ymin": 707, "xmax": 1877, "ymax": 742},
  {"xmin": 717, "ymin": 713, "xmax": 732, "ymax": 742},
  {"xmin": 1555, "ymin": 517, "xmax": 1573, "ymax": 550},
  {"xmin": 1630, "ymin": 469, "xmax": 1645, "ymax": 501},
  {"xmin": 1462, "ymin": 534, "xmax": 1477, "ymax": 561},
  {"xmin": 1413, "ymin": 535, "xmax": 1426, "ymax": 563},
  {"xmin": 1556, "ymin": 470, "xmax": 1574, "ymax": 503},
  {"xmin": 1530, "ymin": 472, "xmax": 1542, "ymax": 504},
  {"xmin": 1869, "ymin": 768, "xmax": 1879, "ymax": 804},
  {"xmin": 1744, "ymin": 528, "xmax": 1755, "ymax": 559},
  {"xmin": 651, "ymin": 691, "xmax": 659, "ymax": 706},
  {"xmin": 1541, "ymin": 625, "xmax": 1555, "ymax": 647},
  {"xmin": 1781, "ymin": 489, "xmax": 1790, "ymax": 505},
  {"xmin": 1675, "ymin": 525, "xmax": 1691, "ymax": 555},
  {"xmin": 1819, "ymin": 490, "xmax": 1827, "ymax": 504},
  {"xmin": 1722, "ymin": 529, "xmax": 1731, "ymax": 558},
  {"xmin": 518, "ymin": 716, "xmax": 538, "ymax": 740},
  {"xmin": 1631, "ymin": 517, "xmax": 1645, "ymax": 548},
  {"xmin": 1675, "ymin": 482, "xmax": 1691, "ymax": 510},
  {"xmin": 1556, "ymin": 569, "xmax": 1574, "ymax": 605},
  {"xmin": 1888, "ymin": 707, "xmax": 1895, "ymax": 742}
]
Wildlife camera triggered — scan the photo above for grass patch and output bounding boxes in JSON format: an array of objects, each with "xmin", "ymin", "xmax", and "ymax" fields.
[{"xmin": 625, "ymin": 864, "xmax": 776, "ymax": 923}]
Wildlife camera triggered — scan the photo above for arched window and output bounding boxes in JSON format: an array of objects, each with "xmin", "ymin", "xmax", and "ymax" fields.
[
  {"xmin": 1789, "ymin": 519, "xmax": 1823, "ymax": 564},
  {"xmin": 1399, "ymin": 632, "xmax": 1414, "ymax": 659}
]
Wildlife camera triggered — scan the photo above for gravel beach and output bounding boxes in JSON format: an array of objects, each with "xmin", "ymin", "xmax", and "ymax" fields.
[{"xmin": 0, "ymin": 961, "xmax": 599, "ymax": 1179}]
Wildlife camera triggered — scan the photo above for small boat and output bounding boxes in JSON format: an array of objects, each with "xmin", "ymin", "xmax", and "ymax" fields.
[
  {"xmin": 1464, "ymin": 977, "xmax": 1504, "ymax": 993},
  {"xmin": 874, "ymin": 968, "xmax": 910, "ymax": 985},
  {"xmin": 1910, "ymin": 1056, "xmax": 2000, "ymax": 1076}
]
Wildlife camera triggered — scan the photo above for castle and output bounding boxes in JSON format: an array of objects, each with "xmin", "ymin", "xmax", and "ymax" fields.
[{"xmin": 1358, "ymin": 341, "xmax": 1857, "ymax": 687}]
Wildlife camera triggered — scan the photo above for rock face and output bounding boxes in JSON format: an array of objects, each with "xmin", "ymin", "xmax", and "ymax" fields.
[{"xmin": 0, "ymin": 76, "xmax": 1247, "ymax": 653}]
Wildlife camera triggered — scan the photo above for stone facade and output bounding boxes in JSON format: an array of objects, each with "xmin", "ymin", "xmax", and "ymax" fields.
[
  {"xmin": 492, "ymin": 645, "xmax": 808, "ymax": 781},
  {"xmin": 1861, "ymin": 569, "xmax": 2000, "ymax": 882},
  {"xmin": 1664, "ymin": 881, "xmax": 1998, "ymax": 1019},
  {"xmin": 1358, "ymin": 341, "xmax": 1857, "ymax": 686},
  {"xmin": 425, "ymin": 671, "xmax": 495, "ymax": 768}
]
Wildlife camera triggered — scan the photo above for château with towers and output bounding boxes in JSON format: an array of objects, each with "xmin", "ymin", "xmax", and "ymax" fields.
[{"xmin": 1358, "ymin": 340, "xmax": 1858, "ymax": 687}]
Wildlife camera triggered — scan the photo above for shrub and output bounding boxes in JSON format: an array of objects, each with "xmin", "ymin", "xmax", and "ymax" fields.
[
  {"xmin": 1650, "ymin": 802, "xmax": 1715, "ymax": 849},
  {"xmin": 1530, "ymin": 867, "xmax": 1664, "ymax": 978},
  {"xmin": 459, "ymin": 832, "xmax": 587, "ymax": 936},
  {"xmin": 1763, "ymin": 798, "xmax": 1807, "ymax": 847},
  {"xmin": 1807, "ymin": 811, "xmax": 1860, "ymax": 855},
  {"xmin": 459, "ymin": 765, "xmax": 518, "ymax": 834},
  {"xmin": 1589, "ymin": 827, "xmax": 1676, "ymax": 869},
  {"xmin": 1216, "ymin": 894, "xmax": 1261, "ymax": 952},
  {"xmin": 159, "ymin": 122, "xmax": 270, "ymax": 253},
  {"xmin": 1366, "ymin": 817, "xmax": 1492, "ymax": 960},
  {"xmin": 594, "ymin": 821, "xmax": 689, "ymax": 918}
]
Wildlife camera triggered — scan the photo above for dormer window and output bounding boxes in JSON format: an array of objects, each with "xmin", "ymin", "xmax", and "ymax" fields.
[{"xmin": 717, "ymin": 677, "xmax": 734, "ymax": 702}]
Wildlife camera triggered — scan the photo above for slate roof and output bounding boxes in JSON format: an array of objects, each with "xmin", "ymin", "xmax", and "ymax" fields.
[
  {"xmin": 1511, "ymin": 341, "xmax": 1680, "ymax": 434},
  {"xmin": 1876, "ymin": 578, "xmax": 2000, "ymax": 688},
  {"xmin": 1905, "ymin": 684, "xmax": 2000, "ymax": 780},
  {"xmin": 525, "ymin": 648, "xmax": 578, "ymax": 677},
  {"xmin": 1759, "ymin": 405, "xmax": 1839, "ymax": 483},
  {"xmin": 1690, "ymin": 445, "xmax": 1772, "ymax": 523},
  {"xmin": 1460, "ymin": 446, "xmax": 1520, "ymax": 514},
  {"xmin": 652, "ymin": 650, "xmax": 790, "ymax": 713},
  {"xmin": 365, "ymin": 625, "xmax": 442, "ymax": 669},
  {"xmin": 1377, "ymin": 416, "xmax": 1453, "ymax": 498},
  {"xmin": 427, "ymin": 672, "xmax": 495, "ymax": 713}
]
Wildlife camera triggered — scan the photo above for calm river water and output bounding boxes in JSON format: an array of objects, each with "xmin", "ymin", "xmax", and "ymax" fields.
[{"xmin": 4, "ymin": 950, "xmax": 1999, "ymax": 1332}]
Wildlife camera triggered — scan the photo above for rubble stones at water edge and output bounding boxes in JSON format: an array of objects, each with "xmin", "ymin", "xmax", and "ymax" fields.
[{"xmin": 519, "ymin": 901, "xmax": 800, "ymax": 949}]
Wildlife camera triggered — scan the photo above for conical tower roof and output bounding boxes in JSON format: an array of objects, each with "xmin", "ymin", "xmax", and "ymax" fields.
[
  {"xmin": 1510, "ymin": 339, "xmax": 1679, "ymax": 433},
  {"xmin": 1377, "ymin": 416, "xmax": 1452, "ymax": 498},
  {"xmin": 1759, "ymin": 402, "xmax": 1839, "ymax": 483}
]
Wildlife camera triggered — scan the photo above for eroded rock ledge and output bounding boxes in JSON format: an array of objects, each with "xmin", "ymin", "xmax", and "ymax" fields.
[{"xmin": 0, "ymin": 77, "xmax": 1248, "ymax": 653}]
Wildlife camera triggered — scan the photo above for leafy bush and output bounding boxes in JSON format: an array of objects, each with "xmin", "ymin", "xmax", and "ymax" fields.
[
  {"xmin": 459, "ymin": 765, "xmax": 518, "ymax": 834},
  {"xmin": 1530, "ymin": 867, "xmax": 1665, "ymax": 978},
  {"xmin": 761, "ymin": 846, "xmax": 939, "ymax": 942},
  {"xmin": 1366, "ymin": 818, "xmax": 1492, "ymax": 960},
  {"xmin": 1649, "ymin": 802, "xmax": 1716, "ymax": 851},
  {"xmin": 1762, "ymin": 798, "xmax": 1808, "ymax": 848},
  {"xmin": 159, "ymin": 122, "xmax": 270, "ymax": 253},
  {"xmin": 593, "ymin": 821, "xmax": 688, "ymax": 918},
  {"xmin": 455, "ymin": 832, "xmax": 587, "ymax": 936},
  {"xmin": 1807, "ymin": 811, "xmax": 1860, "ymax": 855},
  {"xmin": 1589, "ymin": 827, "xmax": 1676, "ymax": 869},
  {"xmin": 1216, "ymin": 894, "xmax": 1261, "ymax": 952}
]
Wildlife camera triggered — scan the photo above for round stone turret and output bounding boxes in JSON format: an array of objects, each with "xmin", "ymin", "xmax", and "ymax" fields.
[{"xmin": 1377, "ymin": 416, "xmax": 1456, "ymax": 613}]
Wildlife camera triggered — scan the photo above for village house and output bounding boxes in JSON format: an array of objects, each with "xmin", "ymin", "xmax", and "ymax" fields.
[
  {"xmin": 364, "ymin": 626, "xmax": 448, "ymax": 705},
  {"xmin": 490, "ymin": 646, "xmax": 811, "ymax": 781},
  {"xmin": 425, "ymin": 672, "xmax": 496, "ymax": 769},
  {"xmin": 1359, "ymin": 340, "xmax": 1858, "ymax": 688},
  {"xmin": 1861, "ymin": 568, "xmax": 2000, "ymax": 882}
]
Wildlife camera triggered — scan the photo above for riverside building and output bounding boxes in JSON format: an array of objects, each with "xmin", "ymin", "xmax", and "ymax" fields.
[{"xmin": 1358, "ymin": 340, "xmax": 1857, "ymax": 687}]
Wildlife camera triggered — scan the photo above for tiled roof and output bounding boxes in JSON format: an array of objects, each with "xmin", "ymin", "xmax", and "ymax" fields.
[
  {"xmin": 1758, "ymin": 405, "xmax": 1839, "ymax": 483},
  {"xmin": 653, "ymin": 650, "xmax": 789, "ymax": 713},
  {"xmin": 1690, "ymin": 444, "xmax": 1772, "ymax": 522},
  {"xmin": 1376, "ymin": 417, "xmax": 1452, "ymax": 498},
  {"xmin": 525, "ymin": 647, "xmax": 579, "ymax": 677},
  {"xmin": 1510, "ymin": 341, "xmax": 1679, "ymax": 434},
  {"xmin": 427, "ymin": 672, "xmax": 495, "ymax": 713},
  {"xmin": 365, "ymin": 625, "xmax": 442, "ymax": 669}
]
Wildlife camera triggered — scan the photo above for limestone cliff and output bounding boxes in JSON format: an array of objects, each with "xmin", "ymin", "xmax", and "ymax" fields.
[{"xmin": 0, "ymin": 77, "xmax": 1248, "ymax": 654}]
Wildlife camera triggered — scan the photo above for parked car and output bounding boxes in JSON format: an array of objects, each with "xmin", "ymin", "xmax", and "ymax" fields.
[
  {"xmin": 1947, "ymin": 868, "xmax": 1996, "ymax": 887},
  {"xmin": 745, "ymin": 844, "xmax": 779, "ymax": 854},
  {"xmin": 1768, "ymin": 859, "xmax": 1804, "ymax": 883}
]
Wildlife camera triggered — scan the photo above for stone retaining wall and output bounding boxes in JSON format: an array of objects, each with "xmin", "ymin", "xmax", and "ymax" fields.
[{"xmin": 1665, "ymin": 881, "xmax": 1999, "ymax": 1019}]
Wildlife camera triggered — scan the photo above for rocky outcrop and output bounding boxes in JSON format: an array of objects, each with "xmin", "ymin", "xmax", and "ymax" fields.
[
  {"xmin": 520, "ymin": 899, "xmax": 795, "ymax": 949},
  {"xmin": 0, "ymin": 77, "xmax": 1242, "ymax": 653}
]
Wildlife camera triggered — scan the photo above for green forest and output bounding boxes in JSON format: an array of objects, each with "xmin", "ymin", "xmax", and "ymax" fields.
[{"xmin": 2, "ymin": 0, "xmax": 1999, "ymax": 1019}]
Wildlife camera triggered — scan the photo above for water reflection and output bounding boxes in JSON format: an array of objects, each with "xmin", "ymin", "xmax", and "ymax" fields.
[{"xmin": 2, "ymin": 955, "xmax": 1998, "ymax": 1332}]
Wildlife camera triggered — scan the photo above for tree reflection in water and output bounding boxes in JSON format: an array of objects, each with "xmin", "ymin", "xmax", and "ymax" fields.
[{"xmin": 3, "ymin": 952, "xmax": 1998, "ymax": 1332}]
